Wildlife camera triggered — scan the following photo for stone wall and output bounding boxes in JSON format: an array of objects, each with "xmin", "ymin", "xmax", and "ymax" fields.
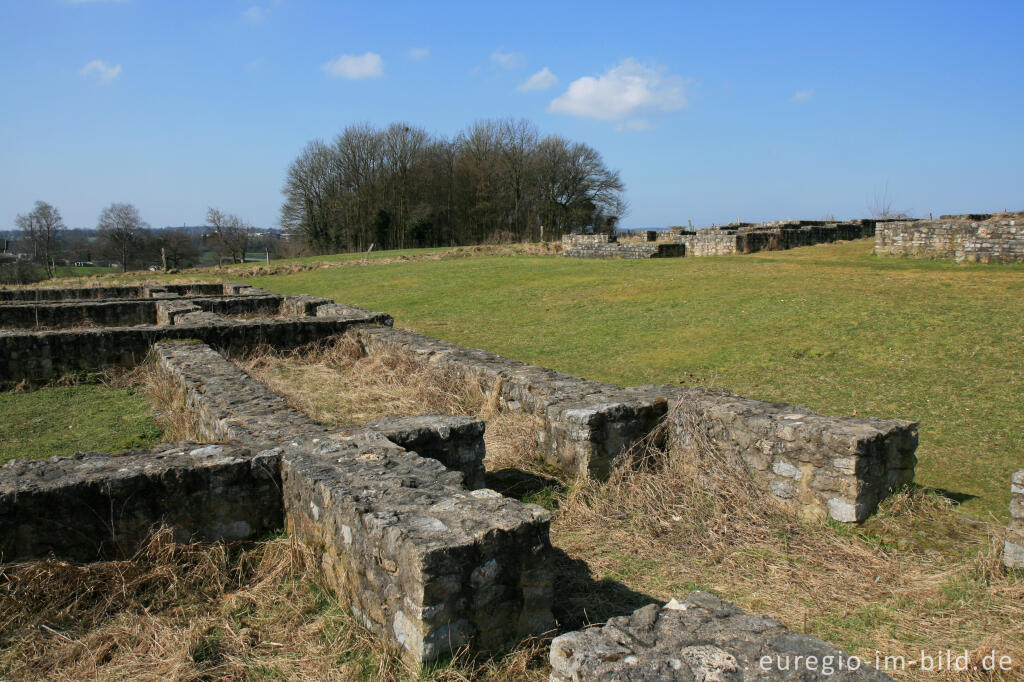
[
  {"xmin": 668, "ymin": 388, "xmax": 917, "ymax": 523},
  {"xmin": 0, "ymin": 282, "xmax": 228, "ymax": 302},
  {"xmin": 675, "ymin": 220, "xmax": 877, "ymax": 257},
  {"xmin": 1005, "ymin": 470, "xmax": 1024, "ymax": 569},
  {"xmin": 0, "ymin": 442, "xmax": 283, "ymax": 562},
  {"xmin": 0, "ymin": 294, "xmax": 284, "ymax": 330},
  {"xmin": 0, "ymin": 308, "xmax": 392, "ymax": 386},
  {"xmin": 874, "ymin": 214, "xmax": 1024, "ymax": 263},
  {"xmin": 153, "ymin": 340, "xmax": 487, "ymax": 488},
  {"xmin": 355, "ymin": 325, "xmax": 917, "ymax": 522},
  {"xmin": 550, "ymin": 591, "xmax": 892, "ymax": 680},
  {"xmin": 561, "ymin": 233, "xmax": 687, "ymax": 259},
  {"xmin": 279, "ymin": 431, "xmax": 553, "ymax": 663}
]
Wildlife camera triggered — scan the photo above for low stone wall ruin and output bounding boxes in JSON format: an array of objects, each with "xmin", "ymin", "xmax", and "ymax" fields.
[
  {"xmin": 673, "ymin": 219, "xmax": 877, "ymax": 257},
  {"xmin": 355, "ymin": 325, "xmax": 917, "ymax": 522},
  {"xmin": 0, "ymin": 282, "xmax": 228, "ymax": 302},
  {"xmin": 874, "ymin": 213, "xmax": 1024, "ymax": 263},
  {"xmin": 0, "ymin": 293, "xmax": 284, "ymax": 330},
  {"xmin": 550, "ymin": 591, "xmax": 892, "ymax": 680},
  {"xmin": 0, "ymin": 442, "xmax": 283, "ymax": 562},
  {"xmin": 1005, "ymin": 470, "xmax": 1024, "ymax": 570},
  {"xmin": 561, "ymin": 233, "xmax": 686, "ymax": 259}
]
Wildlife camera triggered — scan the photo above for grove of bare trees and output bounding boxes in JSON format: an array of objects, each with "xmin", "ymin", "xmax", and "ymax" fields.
[
  {"xmin": 281, "ymin": 118, "xmax": 627, "ymax": 252},
  {"xmin": 14, "ymin": 201, "xmax": 66, "ymax": 277}
]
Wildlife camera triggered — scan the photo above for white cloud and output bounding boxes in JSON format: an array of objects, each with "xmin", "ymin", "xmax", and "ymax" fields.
[
  {"xmin": 243, "ymin": 5, "xmax": 268, "ymax": 23},
  {"xmin": 549, "ymin": 58, "xmax": 688, "ymax": 120},
  {"xmin": 408, "ymin": 47, "xmax": 430, "ymax": 60},
  {"xmin": 79, "ymin": 59, "xmax": 121, "ymax": 84},
  {"xmin": 790, "ymin": 88, "xmax": 815, "ymax": 102},
  {"xmin": 490, "ymin": 49, "xmax": 522, "ymax": 70},
  {"xmin": 517, "ymin": 67, "xmax": 558, "ymax": 92},
  {"xmin": 615, "ymin": 119, "xmax": 654, "ymax": 132},
  {"xmin": 322, "ymin": 52, "xmax": 383, "ymax": 79}
]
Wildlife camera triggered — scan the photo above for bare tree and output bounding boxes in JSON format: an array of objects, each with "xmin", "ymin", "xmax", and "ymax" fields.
[
  {"xmin": 206, "ymin": 207, "xmax": 251, "ymax": 263},
  {"xmin": 97, "ymin": 203, "xmax": 148, "ymax": 271},
  {"xmin": 868, "ymin": 182, "xmax": 911, "ymax": 220},
  {"xmin": 15, "ymin": 201, "xmax": 65, "ymax": 277}
]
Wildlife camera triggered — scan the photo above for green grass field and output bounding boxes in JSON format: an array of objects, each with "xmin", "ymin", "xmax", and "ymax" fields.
[
  {"xmin": 0, "ymin": 385, "xmax": 163, "ymax": 464},
  {"xmin": 247, "ymin": 239, "xmax": 1024, "ymax": 521}
]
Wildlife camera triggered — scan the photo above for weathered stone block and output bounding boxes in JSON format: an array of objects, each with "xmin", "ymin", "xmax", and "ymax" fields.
[
  {"xmin": 366, "ymin": 415, "xmax": 487, "ymax": 489},
  {"xmin": 1005, "ymin": 469, "xmax": 1024, "ymax": 570},
  {"xmin": 279, "ymin": 431, "xmax": 554, "ymax": 665},
  {"xmin": 550, "ymin": 591, "xmax": 892, "ymax": 681},
  {"xmin": 0, "ymin": 443, "xmax": 282, "ymax": 562},
  {"xmin": 280, "ymin": 294, "xmax": 333, "ymax": 317},
  {"xmin": 667, "ymin": 388, "xmax": 918, "ymax": 522}
]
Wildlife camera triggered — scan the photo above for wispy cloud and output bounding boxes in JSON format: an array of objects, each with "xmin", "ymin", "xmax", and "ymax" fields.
[
  {"xmin": 242, "ymin": 5, "xmax": 268, "ymax": 23},
  {"xmin": 490, "ymin": 49, "xmax": 522, "ymax": 70},
  {"xmin": 549, "ymin": 58, "xmax": 688, "ymax": 120},
  {"xmin": 790, "ymin": 88, "xmax": 815, "ymax": 102},
  {"xmin": 408, "ymin": 47, "xmax": 430, "ymax": 60},
  {"xmin": 322, "ymin": 52, "xmax": 384, "ymax": 79},
  {"xmin": 517, "ymin": 67, "xmax": 558, "ymax": 92},
  {"xmin": 79, "ymin": 59, "xmax": 121, "ymax": 84},
  {"xmin": 615, "ymin": 119, "xmax": 654, "ymax": 132}
]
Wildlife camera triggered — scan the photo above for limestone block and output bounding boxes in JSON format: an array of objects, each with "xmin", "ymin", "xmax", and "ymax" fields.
[
  {"xmin": 0, "ymin": 443, "xmax": 282, "ymax": 561},
  {"xmin": 550, "ymin": 592, "xmax": 892, "ymax": 681}
]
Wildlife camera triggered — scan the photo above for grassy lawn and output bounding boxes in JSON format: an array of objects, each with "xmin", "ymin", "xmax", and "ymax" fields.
[
  {"xmin": 248, "ymin": 239, "xmax": 1024, "ymax": 521},
  {"xmin": 0, "ymin": 385, "xmax": 164, "ymax": 463}
]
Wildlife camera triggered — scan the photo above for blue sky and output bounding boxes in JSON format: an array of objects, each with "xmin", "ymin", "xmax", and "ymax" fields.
[{"xmin": 2, "ymin": 0, "xmax": 1022, "ymax": 230}]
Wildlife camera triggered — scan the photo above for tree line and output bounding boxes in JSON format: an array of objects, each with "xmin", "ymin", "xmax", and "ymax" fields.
[
  {"xmin": 281, "ymin": 118, "xmax": 628, "ymax": 252},
  {"xmin": 6, "ymin": 202, "xmax": 276, "ymax": 283}
]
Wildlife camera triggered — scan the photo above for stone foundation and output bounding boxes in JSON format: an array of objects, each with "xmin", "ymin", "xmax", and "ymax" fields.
[
  {"xmin": 279, "ymin": 431, "xmax": 553, "ymax": 663},
  {"xmin": 562, "ymin": 233, "xmax": 686, "ymax": 259},
  {"xmin": 0, "ymin": 442, "xmax": 282, "ymax": 562},
  {"xmin": 672, "ymin": 219, "xmax": 877, "ymax": 257},
  {"xmin": 0, "ymin": 308, "xmax": 393, "ymax": 386},
  {"xmin": 355, "ymin": 326, "xmax": 917, "ymax": 522},
  {"xmin": 0, "ymin": 282, "xmax": 229, "ymax": 302},
  {"xmin": 550, "ymin": 591, "xmax": 891, "ymax": 680},
  {"xmin": 875, "ymin": 213, "xmax": 1024, "ymax": 263},
  {"xmin": 0, "ymin": 293, "xmax": 283, "ymax": 330},
  {"xmin": 669, "ymin": 388, "xmax": 918, "ymax": 522},
  {"xmin": 1005, "ymin": 470, "xmax": 1024, "ymax": 570},
  {"xmin": 153, "ymin": 340, "xmax": 488, "ymax": 488}
]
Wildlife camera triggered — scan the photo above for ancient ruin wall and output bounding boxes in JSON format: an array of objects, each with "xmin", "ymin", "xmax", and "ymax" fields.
[
  {"xmin": 550, "ymin": 591, "xmax": 892, "ymax": 680},
  {"xmin": 0, "ymin": 443, "xmax": 283, "ymax": 561},
  {"xmin": 1006, "ymin": 470, "xmax": 1024, "ymax": 570},
  {"xmin": 0, "ymin": 294, "xmax": 284, "ymax": 330},
  {"xmin": 561, "ymin": 234, "xmax": 686, "ymax": 259},
  {"xmin": 0, "ymin": 315, "xmax": 387, "ymax": 386},
  {"xmin": 154, "ymin": 340, "xmax": 486, "ymax": 488},
  {"xmin": 875, "ymin": 215, "xmax": 1024, "ymax": 263},
  {"xmin": 355, "ymin": 325, "xmax": 917, "ymax": 522}
]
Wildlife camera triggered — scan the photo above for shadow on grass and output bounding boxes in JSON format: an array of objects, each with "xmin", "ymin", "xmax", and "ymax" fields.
[
  {"xmin": 909, "ymin": 482, "xmax": 978, "ymax": 506},
  {"xmin": 485, "ymin": 467, "xmax": 562, "ymax": 501},
  {"xmin": 550, "ymin": 547, "xmax": 657, "ymax": 631}
]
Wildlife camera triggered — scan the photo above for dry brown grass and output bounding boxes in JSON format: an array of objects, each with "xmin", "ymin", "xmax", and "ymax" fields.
[
  {"xmin": 0, "ymin": 529, "xmax": 550, "ymax": 681},
  {"xmin": 546, "ymin": 405, "xmax": 1024, "ymax": 680},
  {"xmin": 235, "ymin": 333, "xmax": 487, "ymax": 425}
]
